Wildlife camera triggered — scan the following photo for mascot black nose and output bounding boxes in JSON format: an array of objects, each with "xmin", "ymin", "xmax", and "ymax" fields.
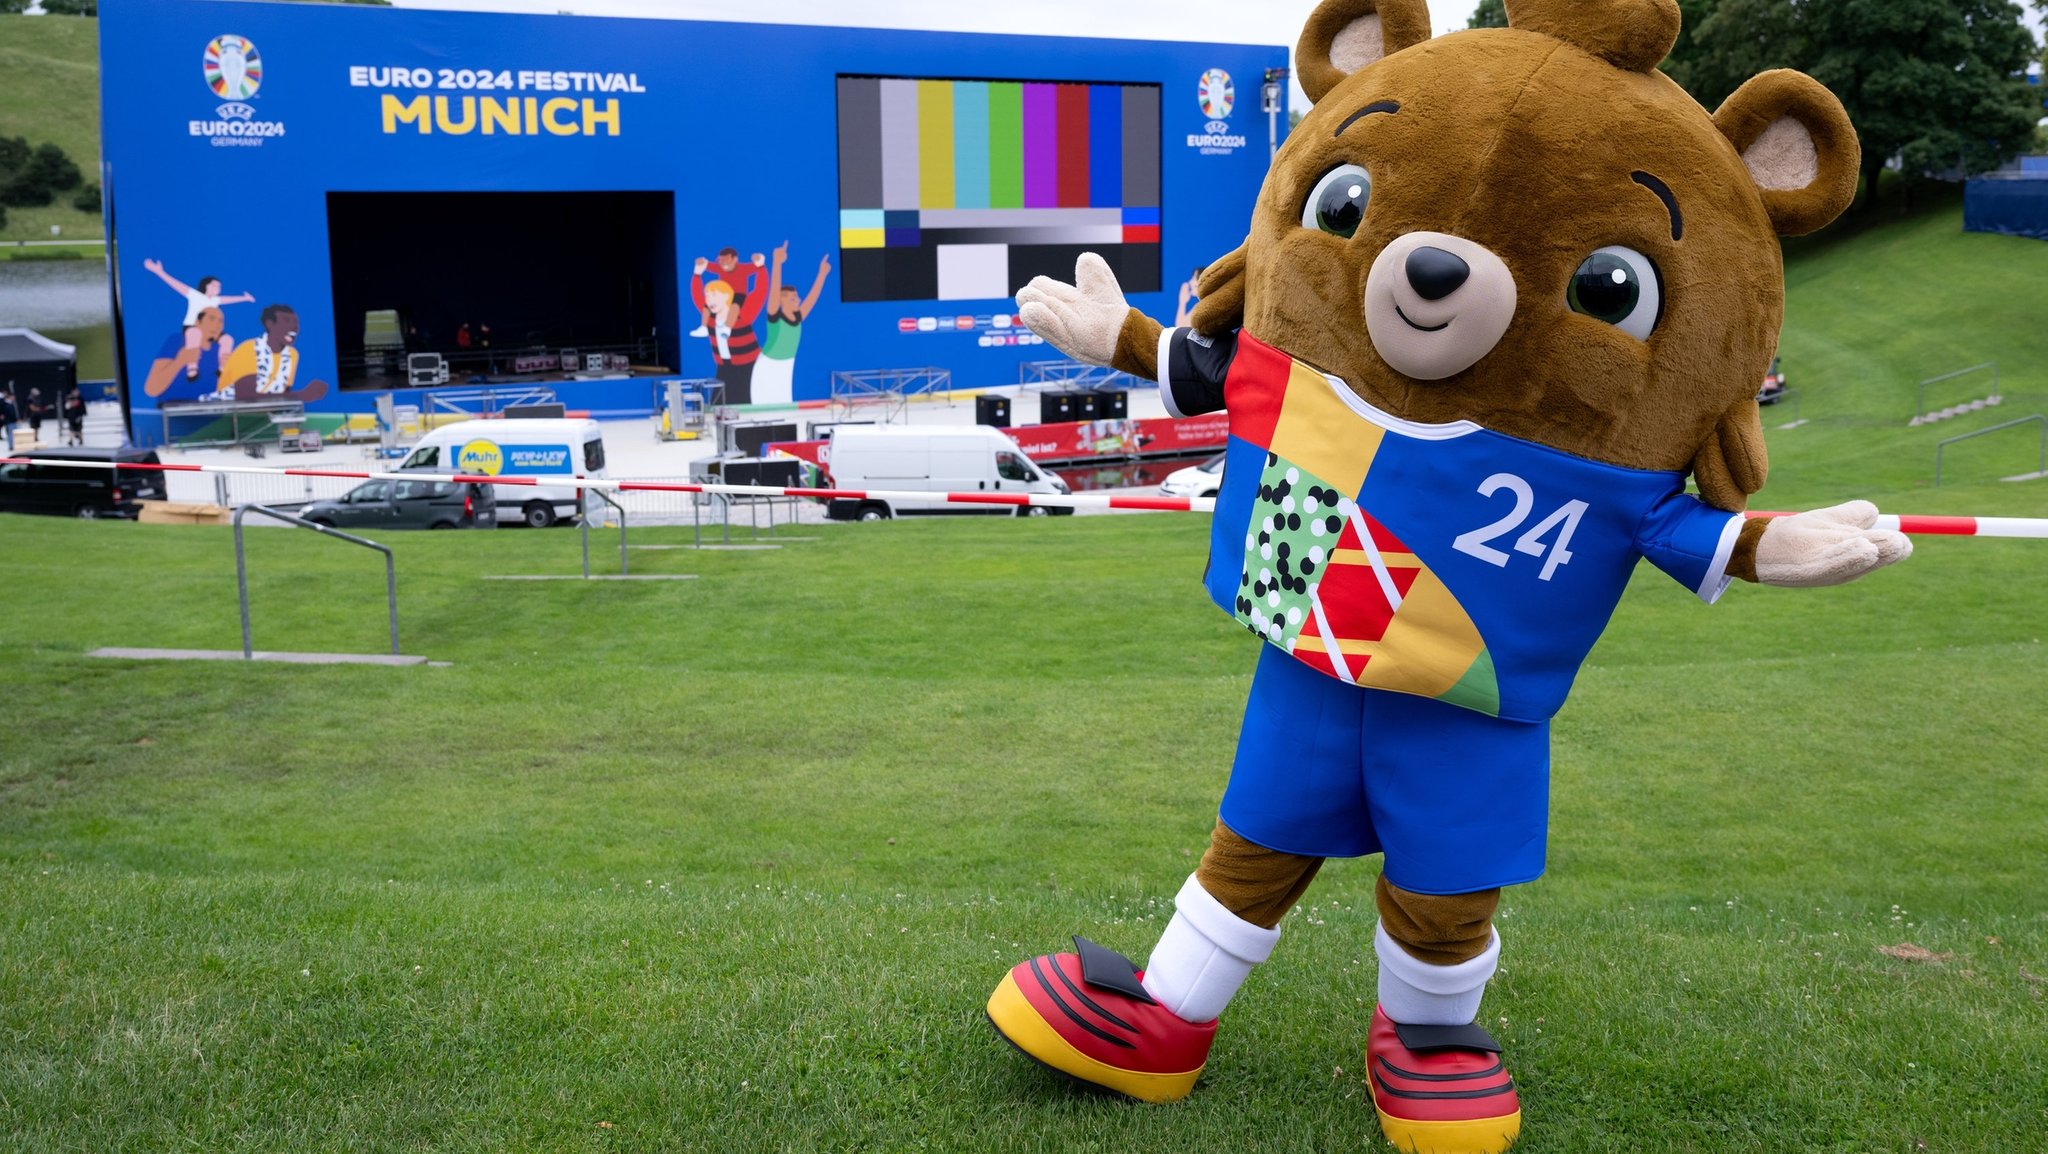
[{"xmin": 1405, "ymin": 246, "xmax": 1470, "ymax": 301}]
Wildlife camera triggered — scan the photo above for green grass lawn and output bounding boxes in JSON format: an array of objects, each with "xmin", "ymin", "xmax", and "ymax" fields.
[
  {"xmin": 1, "ymin": 500, "xmax": 2044, "ymax": 1151},
  {"xmin": 0, "ymin": 14, "xmax": 101, "ymax": 242}
]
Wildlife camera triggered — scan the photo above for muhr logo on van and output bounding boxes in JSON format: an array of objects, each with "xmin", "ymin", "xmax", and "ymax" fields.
[{"xmin": 456, "ymin": 439, "xmax": 504, "ymax": 476}]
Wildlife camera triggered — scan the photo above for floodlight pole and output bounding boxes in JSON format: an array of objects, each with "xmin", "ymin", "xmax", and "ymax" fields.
[{"xmin": 1264, "ymin": 68, "xmax": 1289, "ymax": 160}]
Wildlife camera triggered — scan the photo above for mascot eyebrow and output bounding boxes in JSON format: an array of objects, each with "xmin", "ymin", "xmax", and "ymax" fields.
[
  {"xmin": 1336, "ymin": 100, "xmax": 1401, "ymax": 135},
  {"xmin": 1630, "ymin": 170, "xmax": 1683, "ymax": 240}
]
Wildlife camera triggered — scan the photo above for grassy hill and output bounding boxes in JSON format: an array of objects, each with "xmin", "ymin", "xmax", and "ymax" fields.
[
  {"xmin": 1753, "ymin": 196, "xmax": 2048, "ymax": 515},
  {"xmin": 0, "ymin": 14, "xmax": 100, "ymax": 242}
]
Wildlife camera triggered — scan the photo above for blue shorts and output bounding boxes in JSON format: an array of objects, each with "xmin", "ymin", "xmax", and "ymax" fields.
[{"xmin": 1217, "ymin": 645, "xmax": 1551, "ymax": 895}]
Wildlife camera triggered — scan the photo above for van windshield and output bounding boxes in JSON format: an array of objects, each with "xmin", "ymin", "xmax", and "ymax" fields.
[
  {"xmin": 996, "ymin": 451, "xmax": 1035, "ymax": 482},
  {"xmin": 584, "ymin": 439, "xmax": 606, "ymax": 473},
  {"xmin": 405, "ymin": 445, "xmax": 439, "ymax": 469}
]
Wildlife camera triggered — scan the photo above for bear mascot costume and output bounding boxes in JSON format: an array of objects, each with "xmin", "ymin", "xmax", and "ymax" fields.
[{"xmin": 985, "ymin": 0, "xmax": 1912, "ymax": 1150}]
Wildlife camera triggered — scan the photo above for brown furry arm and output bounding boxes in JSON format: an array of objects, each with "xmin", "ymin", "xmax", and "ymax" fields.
[
  {"xmin": 1726, "ymin": 516, "xmax": 1770, "ymax": 583},
  {"xmin": 1110, "ymin": 307, "xmax": 1166, "ymax": 380}
]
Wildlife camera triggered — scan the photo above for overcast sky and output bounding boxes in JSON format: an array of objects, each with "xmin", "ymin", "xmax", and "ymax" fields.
[{"xmin": 387, "ymin": 0, "xmax": 2045, "ymax": 105}]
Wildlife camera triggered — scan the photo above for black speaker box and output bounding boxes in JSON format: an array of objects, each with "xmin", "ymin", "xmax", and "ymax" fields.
[
  {"xmin": 1096, "ymin": 389, "xmax": 1128, "ymax": 419},
  {"xmin": 976, "ymin": 394, "xmax": 1012, "ymax": 427},
  {"xmin": 1040, "ymin": 391, "xmax": 1076, "ymax": 424},
  {"xmin": 1072, "ymin": 392, "xmax": 1100, "ymax": 421}
]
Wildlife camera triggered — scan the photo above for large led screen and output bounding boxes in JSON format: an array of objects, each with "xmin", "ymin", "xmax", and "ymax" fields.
[{"xmin": 836, "ymin": 76, "xmax": 1162, "ymax": 303}]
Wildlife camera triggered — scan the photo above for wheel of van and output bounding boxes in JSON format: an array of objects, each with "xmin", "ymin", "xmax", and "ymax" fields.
[
  {"xmin": 522, "ymin": 501, "xmax": 556, "ymax": 529},
  {"xmin": 857, "ymin": 503, "xmax": 889, "ymax": 522},
  {"xmin": 429, "ymin": 521, "xmax": 455, "ymax": 530},
  {"xmin": 1021, "ymin": 504, "xmax": 1051, "ymax": 517},
  {"xmin": 74, "ymin": 504, "xmax": 99, "ymax": 520}
]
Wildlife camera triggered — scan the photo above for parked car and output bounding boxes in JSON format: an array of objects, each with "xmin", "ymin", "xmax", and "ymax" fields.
[
  {"xmin": 1158, "ymin": 451, "xmax": 1228, "ymax": 499},
  {"xmin": 0, "ymin": 446, "xmax": 165, "ymax": 519},
  {"xmin": 1756, "ymin": 356, "xmax": 1786, "ymax": 404},
  {"xmin": 395, "ymin": 417, "xmax": 606, "ymax": 527},
  {"xmin": 822, "ymin": 425, "xmax": 1070, "ymax": 520},
  {"xmin": 300, "ymin": 467, "xmax": 496, "ymax": 531}
]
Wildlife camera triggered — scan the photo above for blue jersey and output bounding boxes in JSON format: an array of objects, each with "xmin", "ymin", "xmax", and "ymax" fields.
[{"xmin": 1160, "ymin": 329, "xmax": 1741, "ymax": 724}]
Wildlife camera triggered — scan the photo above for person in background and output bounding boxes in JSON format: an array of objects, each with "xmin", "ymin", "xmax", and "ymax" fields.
[
  {"xmin": 25, "ymin": 387, "xmax": 51, "ymax": 444},
  {"xmin": 0, "ymin": 387, "xmax": 18, "ymax": 452},
  {"xmin": 751, "ymin": 241, "xmax": 832, "ymax": 405},
  {"xmin": 61, "ymin": 388, "xmax": 86, "ymax": 447},
  {"xmin": 691, "ymin": 247, "xmax": 764, "ymax": 337},
  {"xmin": 690, "ymin": 268, "xmax": 765, "ymax": 405},
  {"xmin": 1174, "ymin": 265, "xmax": 1206, "ymax": 327},
  {"xmin": 456, "ymin": 322, "xmax": 473, "ymax": 353},
  {"xmin": 141, "ymin": 259, "xmax": 254, "ymax": 380}
]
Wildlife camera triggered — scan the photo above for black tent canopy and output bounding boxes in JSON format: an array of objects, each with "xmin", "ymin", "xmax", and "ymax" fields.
[{"xmin": 0, "ymin": 329, "xmax": 78, "ymax": 409}]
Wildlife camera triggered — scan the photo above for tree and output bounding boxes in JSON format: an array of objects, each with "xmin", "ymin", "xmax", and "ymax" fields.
[
  {"xmin": 40, "ymin": 0, "xmax": 97, "ymax": 14},
  {"xmin": 72, "ymin": 180, "xmax": 100, "ymax": 214},
  {"xmin": 0, "ymin": 139, "xmax": 83, "ymax": 207},
  {"xmin": 1468, "ymin": 0, "xmax": 1507, "ymax": 29},
  {"xmin": 1667, "ymin": 0, "xmax": 2040, "ymax": 209}
]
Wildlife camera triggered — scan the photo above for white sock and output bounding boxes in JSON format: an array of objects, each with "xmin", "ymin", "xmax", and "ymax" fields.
[
  {"xmin": 1374, "ymin": 921, "xmax": 1500, "ymax": 1026},
  {"xmin": 1140, "ymin": 873, "xmax": 1281, "ymax": 1023}
]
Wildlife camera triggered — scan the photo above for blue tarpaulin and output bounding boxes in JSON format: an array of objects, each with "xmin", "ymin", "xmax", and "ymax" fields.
[{"xmin": 1963, "ymin": 178, "xmax": 2048, "ymax": 242}]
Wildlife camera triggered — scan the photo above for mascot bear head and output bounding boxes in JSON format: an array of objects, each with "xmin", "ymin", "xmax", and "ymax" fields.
[{"xmin": 1189, "ymin": 0, "xmax": 1859, "ymax": 510}]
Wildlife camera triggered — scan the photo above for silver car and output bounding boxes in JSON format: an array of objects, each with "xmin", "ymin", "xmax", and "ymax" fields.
[{"xmin": 301, "ymin": 468, "xmax": 496, "ymax": 531}]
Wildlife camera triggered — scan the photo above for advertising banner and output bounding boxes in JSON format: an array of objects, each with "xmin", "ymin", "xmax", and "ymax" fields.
[{"xmin": 99, "ymin": 0, "xmax": 1288, "ymax": 442}]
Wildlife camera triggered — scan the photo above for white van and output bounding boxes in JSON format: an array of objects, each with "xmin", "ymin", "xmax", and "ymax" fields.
[
  {"xmin": 397, "ymin": 418, "xmax": 606, "ymax": 528},
  {"xmin": 823, "ymin": 425, "xmax": 1070, "ymax": 520}
]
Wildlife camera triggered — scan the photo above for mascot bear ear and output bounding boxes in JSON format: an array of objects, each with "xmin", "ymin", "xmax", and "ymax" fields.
[
  {"xmin": 1296, "ymin": 0, "xmax": 1433, "ymax": 105},
  {"xmin": 1714, "ymin": 70, "xmax": 1861, "ymax": 237}
]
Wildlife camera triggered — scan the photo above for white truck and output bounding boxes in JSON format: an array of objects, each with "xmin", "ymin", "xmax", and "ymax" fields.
[
  {"xmin": 396, "ymin": 418, "xmax": 607, "ymax": 528},
  {"xmin": 822, "ymin": 425, "xmax": 1070, "ymax": 521}
]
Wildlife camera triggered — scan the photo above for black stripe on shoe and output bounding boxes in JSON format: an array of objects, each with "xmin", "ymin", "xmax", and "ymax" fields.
[
  {"xmin": 1372, "ymin": 1071, "xmax": 1517, "ymax": 1101},
  {"xmin": 1376, "ymin": 1055, "xmax": 1506, "ymax": 1082},
  {"xmin": 1028, "ymin": 957, "xmax": 1135, "ymax": 1050},
  {"xmin": 1050, "ymin": 958, "xmax": 1139, "ymax": 1033}
]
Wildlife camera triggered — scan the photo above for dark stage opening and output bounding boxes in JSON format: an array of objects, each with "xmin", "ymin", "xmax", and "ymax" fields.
[{"xmin": 326, "ymin": 190, "xmax": 680, "ymax": 392}]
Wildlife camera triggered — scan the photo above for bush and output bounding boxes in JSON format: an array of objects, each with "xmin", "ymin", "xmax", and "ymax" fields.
[
  {"xmin": 0, "ymin": 139, "xmax": 84, "ymax": 208},
  {"xmin": 41, "ymin": 0, "xmax": 96, "ymax": 12},
  {"xmin": 73, "ymin": 181, "xmax": 100, "ymax": 215}
]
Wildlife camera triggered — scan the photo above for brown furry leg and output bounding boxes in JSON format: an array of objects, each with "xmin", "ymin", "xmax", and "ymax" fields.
[
  {"xmin": 1374, "ymin": 874, "xmax": 1500, "ymax": 966},
  {"xmin": 1193, "ymin": 820, "xmax": 1325, "ymax": 930}
]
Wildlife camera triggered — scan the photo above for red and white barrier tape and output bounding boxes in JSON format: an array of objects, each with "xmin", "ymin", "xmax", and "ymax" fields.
[
  {"xmin": 7, "ymin": 458, "xmax": 2046, "ymax": 532},
  {"xmin": 1746, "ymin": 511, "xmax": 2048, "ymax": 540},
  {"xmin": 0, "ymin": 457, "xmax": 1217, "ymax": 514}
]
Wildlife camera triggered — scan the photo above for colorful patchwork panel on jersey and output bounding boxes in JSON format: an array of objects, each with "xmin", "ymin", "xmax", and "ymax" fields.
[{"xmin": 1227, "ymin": 449, "xmax": 1499, "ymax": 715}]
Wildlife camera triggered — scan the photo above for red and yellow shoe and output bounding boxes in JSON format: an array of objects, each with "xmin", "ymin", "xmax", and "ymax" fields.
[
  {"xmin": 986, "ymin": 936, "xmax": 1216, "ymax": 1103},
  {"xmin": 1367, "ymin": 1006, "xmax": 1522, "ymax": 1153}
]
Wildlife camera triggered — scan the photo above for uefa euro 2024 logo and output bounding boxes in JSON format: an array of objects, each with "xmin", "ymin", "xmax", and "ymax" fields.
[
  {"xmin": 204, "ymin": 35, "xmax": 263, "ymax": 101},
  {"xmin": 1198, "ymin": 68, "xmax": 1235, "ymax": 121}
]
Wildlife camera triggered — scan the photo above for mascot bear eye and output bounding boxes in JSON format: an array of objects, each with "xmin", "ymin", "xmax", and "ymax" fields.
[
  {"xmin": 1301, "ymin": 164, "xmax": 1372, "ymax": 238},
  {"xmin": 1567, "ymin": 246, "xmax": 1662, "ymax": 340}
]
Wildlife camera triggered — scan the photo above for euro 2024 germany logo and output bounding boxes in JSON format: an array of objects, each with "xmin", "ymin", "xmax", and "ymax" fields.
[
  {"xmin": 194, "ymin": 35, "xmax": 286, "ymax": 147},
  {"xmin": 1198, "ymin": 68, "xmax": 1234, "ymax": 120},
  {"xmin": 204, "ymin": 35, "xmax": 262, "ymax": 100}
]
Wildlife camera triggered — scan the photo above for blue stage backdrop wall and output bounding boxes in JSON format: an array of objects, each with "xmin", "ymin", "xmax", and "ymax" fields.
[{"xmin": 99, "ymin": 0, "xmax": 1288, "ymax": 443}]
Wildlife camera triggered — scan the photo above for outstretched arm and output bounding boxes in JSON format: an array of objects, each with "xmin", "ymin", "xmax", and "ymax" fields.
[
  {"xmin": 224, "ymin": 292, "xmax": 256, "ymax": 306},
  {"xmin": 800, "ymin": 254, "xmax": 831, "ymax": 317},
  {"xmin": 1729, "ymin": 501, "xmax": 1911, "ymax": 587},
  {"xmin": 142, "ymin": 259, "xmax": 192, "ymax": 298},
  {"xmin": 768, "ymin": 242, "xmax": 787, "ymax": 317},
  {"xmin": 1016, "ymin": 252, "xmax": 1162, "ymax": 378}
]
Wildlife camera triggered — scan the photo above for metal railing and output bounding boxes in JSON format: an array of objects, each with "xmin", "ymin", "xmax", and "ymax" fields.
[
  {"xmin": 581, "ymin": 490, "xmax": 628, "ymax": 577},
  {"xmin": 1934, "ymin": 414, "xmax": 2046, "ymax": 487},
  {"xmin": 234, "ymin": 504, "xmax": 399, "ymax": 657},
  {"xmin": 1913, "ymin": 363, "xmax": 2000, "ymax": 424},
  {"xmin": 1020, "ymin": 359, "xmax": 1143, "ymax": 391},
  {"xmin": 828, "ymin": 367, "xmax": 953, "ymax": 422}
]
